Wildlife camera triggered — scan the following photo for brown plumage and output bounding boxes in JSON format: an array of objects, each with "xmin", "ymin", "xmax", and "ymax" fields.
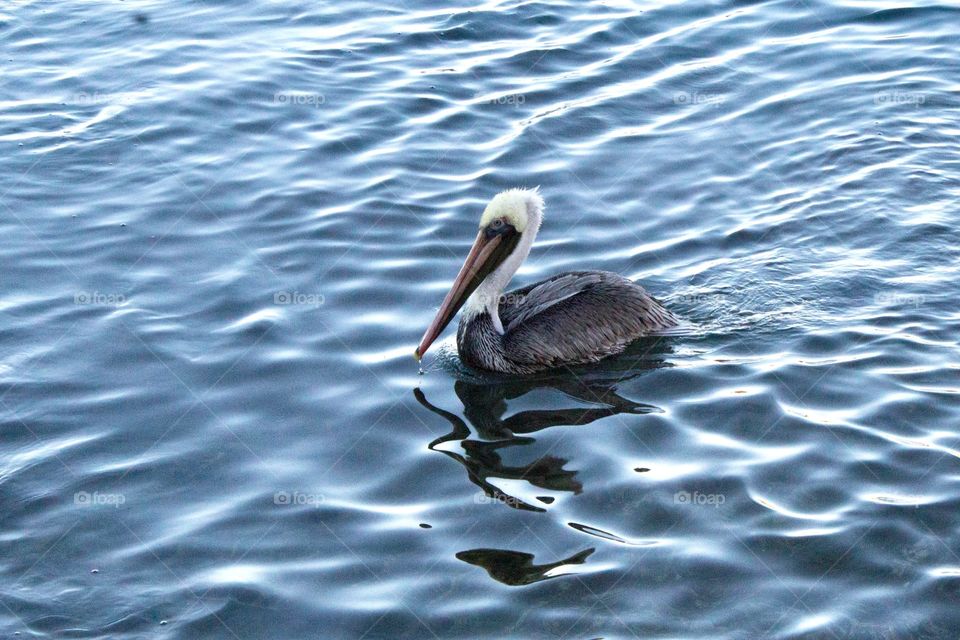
[
  {"xmin": 416, "ymin": 188, "xmax": 679, "ymax": 375},
  {"xmin": 457, "ymin": 271, "xmax": 677, "ymax": 374}
]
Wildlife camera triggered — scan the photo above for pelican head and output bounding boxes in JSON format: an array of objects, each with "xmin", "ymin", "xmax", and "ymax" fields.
[{"xmin": 416, "ymin": 188, "xmax": 544, "ymax": 360}]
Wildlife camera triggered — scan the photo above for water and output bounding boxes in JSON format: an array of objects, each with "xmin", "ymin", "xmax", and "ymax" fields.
[{"xmin": 2, "ymin": 1, "xmax": 959, "ymax": 638}]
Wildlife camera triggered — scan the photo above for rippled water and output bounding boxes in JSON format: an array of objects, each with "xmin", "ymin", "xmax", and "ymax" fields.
[{"xmin": 3, "ymin": 0, "xmax": 960, "ymax": 638}]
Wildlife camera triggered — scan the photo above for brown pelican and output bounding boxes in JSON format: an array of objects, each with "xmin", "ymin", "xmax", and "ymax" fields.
[{"xmin": 415, "ymin": 188, "xmax": 678, "ymax": 374}]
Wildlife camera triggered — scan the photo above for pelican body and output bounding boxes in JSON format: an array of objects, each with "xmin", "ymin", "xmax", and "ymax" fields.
[{"xmin": 415, "ymin": 188, "xmax": 677, "ymax": 374}]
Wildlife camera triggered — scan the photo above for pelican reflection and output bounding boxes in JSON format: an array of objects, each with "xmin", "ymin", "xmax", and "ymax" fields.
[
  {"xmin": 414, "ymin": 350, "xmax": 668, "ymax": 512},
  {"xmin": 456, "ymin": 547, "xmax": 595, "ymax": 586}
]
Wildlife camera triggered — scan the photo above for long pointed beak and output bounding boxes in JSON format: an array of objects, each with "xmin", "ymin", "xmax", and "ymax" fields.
[{"xmin": 416, "ymin": 229, "xmax": 515, "ymax": 361}]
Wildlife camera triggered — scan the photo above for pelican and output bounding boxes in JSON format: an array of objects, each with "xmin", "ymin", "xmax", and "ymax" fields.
[{"xmin": 415, "ymin": 188, "xmax": 678, "ymax": 374}]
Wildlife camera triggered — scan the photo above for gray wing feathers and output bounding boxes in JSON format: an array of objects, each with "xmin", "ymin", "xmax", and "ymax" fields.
[
  {"xmin": 499, "ymin": 271, "xmax": 677, "ymax": 370},
  {"xmin": 503, "ymin": 272, "xmax": 605, "ymax": 333}
]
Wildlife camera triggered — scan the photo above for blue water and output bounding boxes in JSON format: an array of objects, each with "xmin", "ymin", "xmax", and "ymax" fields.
[{"xmin": 2, "ymin": 1, "xmax": 960, "ymax": 638}]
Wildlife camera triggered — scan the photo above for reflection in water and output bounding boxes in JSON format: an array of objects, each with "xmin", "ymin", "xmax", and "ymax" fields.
[
  {"xmin": 414, "ymin": 340, "xmax": 671, "ymax": 512},
  {"xmin": 456, "ymin": 547, "xmax": 595, "ymax": 586}
]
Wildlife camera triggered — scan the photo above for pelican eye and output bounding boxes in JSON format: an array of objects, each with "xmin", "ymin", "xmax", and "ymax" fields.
[{"xmin": 485, "ymin": 217, "xmax": 513, "ymax": 239}]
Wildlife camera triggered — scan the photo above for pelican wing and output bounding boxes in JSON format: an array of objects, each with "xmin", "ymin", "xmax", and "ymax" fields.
[
  {"xmin": 498, "ymin": 271, "xmax": 677, "ymax": 370},
  {"xmin": 502, "ymin": 271, "xmax": 605, "ymax": 334}
]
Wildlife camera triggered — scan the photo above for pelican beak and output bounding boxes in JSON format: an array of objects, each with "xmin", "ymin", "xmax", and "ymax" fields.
[{"xmin": 416, "ymin": 226, "xmax": 519, "ymax": 360}]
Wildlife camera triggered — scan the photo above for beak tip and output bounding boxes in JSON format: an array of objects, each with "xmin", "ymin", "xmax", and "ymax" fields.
[{"xmin": 413, "ymin": 348, "xmax": 422, "ymax": 362}]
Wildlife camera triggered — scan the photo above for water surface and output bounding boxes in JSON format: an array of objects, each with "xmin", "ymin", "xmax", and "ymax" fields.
[{"xmin": 2, "ymin": 0, "xmax": 960, "ymax": 638}]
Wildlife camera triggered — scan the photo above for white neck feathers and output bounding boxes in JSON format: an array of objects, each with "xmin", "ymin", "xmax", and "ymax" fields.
[{"xmin": 463, "ymin": 191, "xmax": 543, "ymax": 333}]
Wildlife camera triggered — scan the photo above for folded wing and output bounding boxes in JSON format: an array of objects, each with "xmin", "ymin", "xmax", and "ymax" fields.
[{"xmin": 499, "ymin": 271, "xmax": 677, "ymax": 369}]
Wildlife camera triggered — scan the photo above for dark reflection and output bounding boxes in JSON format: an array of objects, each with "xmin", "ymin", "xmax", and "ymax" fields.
[
  {"xmin": 414, "ymin": 338, "xmax": 672, "ymax": 512},
  {"xmin": 456, "ymin": 547, "xmax": 595, "ymax": 586}
]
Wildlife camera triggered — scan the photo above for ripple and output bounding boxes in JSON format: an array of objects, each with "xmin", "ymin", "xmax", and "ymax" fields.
[
  {"xmin": 861, "ymin": 492, "xmax": 939, "ymax": 506},
  {"xmin": 3, "ymin": 0, "xmax": 960, "ymax": 638},
  {"xmin": 749, "ymin": 493, "xmax": 844, "ymax": 522},
  {"xmin": 568, "ymin": 522, "xmax": 667, "ymax": 547}
]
